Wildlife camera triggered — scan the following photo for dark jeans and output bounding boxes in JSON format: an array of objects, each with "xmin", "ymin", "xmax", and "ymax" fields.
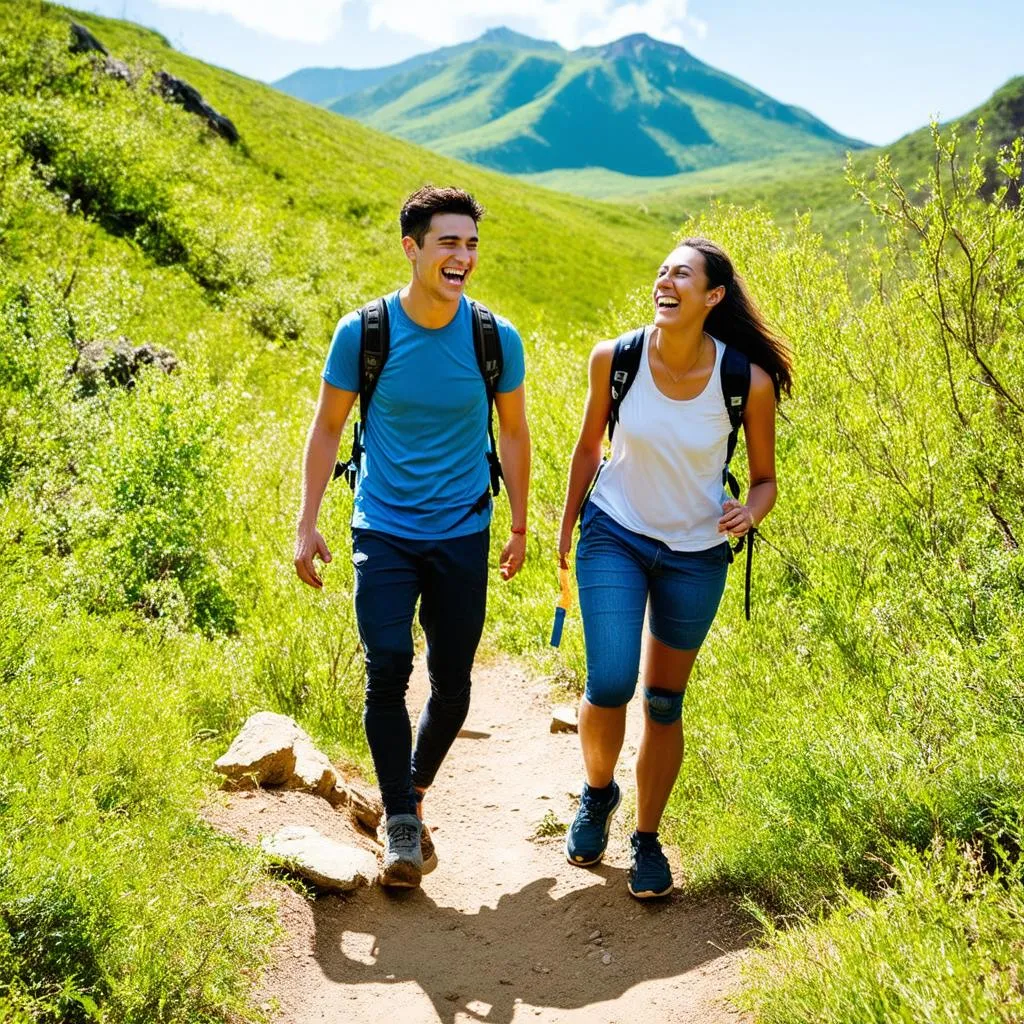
[{"xmin": 352, "ymin": 527, "xmax": 489, "ymax": 818}]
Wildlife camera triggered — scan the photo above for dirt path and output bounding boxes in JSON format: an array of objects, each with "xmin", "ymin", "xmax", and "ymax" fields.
[{"xmin": 209, "ymin": 658, "xmax": 753, "ymax": 1024}]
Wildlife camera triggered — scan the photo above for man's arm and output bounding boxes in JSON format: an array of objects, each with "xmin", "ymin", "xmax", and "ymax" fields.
[
  {"xmin": 294, "ymin": 380, "xmax": 358, "ymax": 588},
  {"xmin": 494, "ymin": 383, "xmax": 530, "ymax": 581}
]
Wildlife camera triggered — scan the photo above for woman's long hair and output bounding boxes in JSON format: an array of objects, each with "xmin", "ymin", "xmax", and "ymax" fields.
[{"xmin": 679, "ymin": 236, "xmax": 793, "ymax": 402}]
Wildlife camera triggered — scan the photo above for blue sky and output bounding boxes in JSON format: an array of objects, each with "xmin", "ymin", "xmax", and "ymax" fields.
[{"xmin": 60, "ymin": 0, "xmax": 1022, "ymax": 145}]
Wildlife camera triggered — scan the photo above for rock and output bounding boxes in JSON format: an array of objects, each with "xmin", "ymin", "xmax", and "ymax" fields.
[
  {"xmin": 216, "ymin": 712, "xmax": 383, "ymax": 820},
  {"xmin": 550, "ymin": 706, "xmax": 578, "ymax": 734},
  {"xmin": 214, "ymin": 711, "xmax": 303, "ymax": 788},
  {"xmin": 283, "ymin": 734, "xmax": 337, "ymax": 799},
  {"xmin": 588, "ymin": 929, "xmax": 602, "ymax": 941},
  {"xmin": 327, "ymin": 779, "xmax": 383, "ymax": 831},
  {"xmin": 602, "ymin": 951, "xmax": 612, "ymax": 965},
  {"xmin": 102, "ymin": 56, "xmax": 136, "ymax": 86},
  {"xmin": 261, "ymin": 826, "xmax": 377, "ymax": 892},
  {"xmin": 153, "ymin": 70, "xmax": 239, "ymax": 144},
  {"xmin": 69, "ymin": 21, "xmax": 108, "ymax": 55},
  {"xmin": 66, "ymin": 337, "xmax": 177, "ymax": 396}
]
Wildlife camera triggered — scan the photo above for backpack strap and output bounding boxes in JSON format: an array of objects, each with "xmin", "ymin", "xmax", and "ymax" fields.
[
  {"xmin": 719, "ymin": 344, "xmax": 754, "ymax": 620},
  {"xmin": 577, "ymin": 326, "xmax": 645, "ymax": 521},
  {"xmin": 337, "ymin": 297, "xmax": 390, "ymax": 489},
  {"xmin": 359, "ymin": 296, "xmax": 390, "ymax": 424},
  {"xmin": 471, "ymin": 300, "xmax": 504, "ymax": 497},
  {"xmin": 720, "ymin": 343, "xmax": 751, "ymax": 499},
  {"xmin": 608, "ymin": 327, "xmax": 645, "ymax": 441}
]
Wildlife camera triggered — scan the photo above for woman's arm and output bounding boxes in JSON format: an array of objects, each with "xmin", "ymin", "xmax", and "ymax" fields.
[
  {"xmin": 718, "ymin": 364, "xmax": 777, "ymax": 538},
  {"xmin": 557, "ymin": 341, "xmax": 615, "ymax": 566}
]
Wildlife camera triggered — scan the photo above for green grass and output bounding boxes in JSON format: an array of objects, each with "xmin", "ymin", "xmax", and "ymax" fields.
[{"xmin": 2, "ymin": 2, "xmax": 1023, "ymax": 1022}]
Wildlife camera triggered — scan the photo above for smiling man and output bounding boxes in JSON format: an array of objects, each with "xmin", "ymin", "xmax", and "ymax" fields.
[{"xmin": 294, "ymin": 185, "xmax": 530, "ymax": 888}]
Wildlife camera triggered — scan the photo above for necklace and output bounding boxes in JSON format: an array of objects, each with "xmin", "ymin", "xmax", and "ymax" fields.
[{"xmin": 652, "ymin": 330, "xmax": 709, "ymax": 383}]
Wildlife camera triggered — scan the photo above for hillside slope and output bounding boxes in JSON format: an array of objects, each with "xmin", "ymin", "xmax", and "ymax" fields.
[{"xmin": 595, "ymin": 75, "xmax": 1024, "ymax": 237}]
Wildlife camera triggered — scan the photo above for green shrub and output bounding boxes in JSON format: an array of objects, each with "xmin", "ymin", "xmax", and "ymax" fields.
[{"xmin": 744, "ymin": 838, "xmax": 1024, "ymax": 1024}]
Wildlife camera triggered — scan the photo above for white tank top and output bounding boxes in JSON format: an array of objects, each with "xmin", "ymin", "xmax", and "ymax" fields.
[{"xmin": 591, "ymin": 329, "xmax": 731, "ymax": 551}]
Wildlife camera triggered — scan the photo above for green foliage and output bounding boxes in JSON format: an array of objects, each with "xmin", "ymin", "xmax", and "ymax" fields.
[
  {"xmin": 1, "ymin": 2, "xmax": 1022, "ymax": 1022},
  {"xmin": 744, "ymin": 839, "xmax": 1024, "ymax": 1024}
]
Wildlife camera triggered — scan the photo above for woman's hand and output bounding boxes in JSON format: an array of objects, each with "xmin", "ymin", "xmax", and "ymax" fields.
[
  {"xmin": 718, "ymin": 498, "xmax": 755, "ymax": 538},
  {"xmin": 557, "ymin": 525, "xmax": 574, "ymax": 570}
]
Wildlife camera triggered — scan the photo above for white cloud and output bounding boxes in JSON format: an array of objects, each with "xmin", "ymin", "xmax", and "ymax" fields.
[
  {"xmin": 155, "ymin": 0, "xmax": 347, "ymax": 43},
  {"xmin": 153, "ymin": 0, "xmax": 706, "ymax": 50},
  {"xmin": 367, "ymin": 0, "xmax": 704, "ymax": 49}
]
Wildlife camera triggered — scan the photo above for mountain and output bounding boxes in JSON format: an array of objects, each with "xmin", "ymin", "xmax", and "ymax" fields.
[
  {"xmin": 273, "ymin": 27, "xmax": 558, "ymax": 107},
  {"xmin": 273, "ymin": 29, "xmax": 867, "ymax": 179},
  {"xmin": 617, "ymin": 74, "xmax": 1024, "ymax": 238}
]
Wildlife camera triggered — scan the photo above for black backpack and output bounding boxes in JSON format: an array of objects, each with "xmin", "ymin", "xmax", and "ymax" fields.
[
  {"xmin": 333, "ymin": 297, "xmax": 505, "ymax": 507},
  {"xmin": 605, "ymin": 327, "xmax": 757, "ymax": 620}
]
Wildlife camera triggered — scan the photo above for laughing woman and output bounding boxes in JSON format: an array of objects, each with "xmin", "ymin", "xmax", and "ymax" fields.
[{"xmin": 556, "ymin": 237, "xmax": 793, "ymax": 899}]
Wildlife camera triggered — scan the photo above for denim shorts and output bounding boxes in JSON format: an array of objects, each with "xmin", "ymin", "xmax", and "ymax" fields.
[{"xmin": 575, "ymin": 502, "xmax": 730, "ymax": 708}]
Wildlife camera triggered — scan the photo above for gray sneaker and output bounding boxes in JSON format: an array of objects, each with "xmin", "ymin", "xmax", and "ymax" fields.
[
  {"xmin": 420, "ymin": 822, "xmax": 438, "ymax": 875},
  {"xmin": 380, "ymin": 813, "xmax": 423, "ymax": 888}
]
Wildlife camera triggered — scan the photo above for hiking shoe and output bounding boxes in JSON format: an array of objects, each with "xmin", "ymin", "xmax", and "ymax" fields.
[
  {"xmin": 420, "ymin": 822, "xmax": 438, "ymax": 875},
  {"xmin": 565, "ymin": 781, "xmax": 621, "ymax": 867},
  {"xmin": 379, "ymin": 814, "xmax": 423, "ymax": 888},
  {"xmin": 627, "ymin": 832, "xmax": 673, "ymax": 899}
]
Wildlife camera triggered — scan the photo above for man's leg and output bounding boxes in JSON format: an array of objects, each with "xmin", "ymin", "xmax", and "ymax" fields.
[
  {"xmin": 410, "ymin": 527, "xmax": 490, "ymax": 792},
  {"xmin": 352, "ymin": 529, "xmax": 421, "ymax": 819}
]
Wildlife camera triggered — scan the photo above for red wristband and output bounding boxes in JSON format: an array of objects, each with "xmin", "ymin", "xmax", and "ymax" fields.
[{"xmin": 510, "ymin": 525, "xmax": 527, "ymax": 535}]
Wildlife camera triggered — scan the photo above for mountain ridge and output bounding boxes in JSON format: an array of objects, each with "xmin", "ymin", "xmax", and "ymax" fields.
[{"xmin": 274, "ymin": 27, "xmax": 867, "ymax": 179}]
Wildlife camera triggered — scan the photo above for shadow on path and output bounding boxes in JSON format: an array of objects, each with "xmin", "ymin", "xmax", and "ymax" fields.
[{"xmin": 309, "ymin": 864, "xmax": 749, "ymax": 1023}]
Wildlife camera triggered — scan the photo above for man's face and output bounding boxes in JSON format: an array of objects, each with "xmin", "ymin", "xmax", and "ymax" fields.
[{"xmin": 405, "ymin": 213, "xmax": 479, "ymax": 301}]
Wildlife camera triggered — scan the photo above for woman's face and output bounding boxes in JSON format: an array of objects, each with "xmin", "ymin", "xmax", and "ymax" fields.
[{"xmin": 651, "ymin": 246, "xmax": 718, "ymax": 328}]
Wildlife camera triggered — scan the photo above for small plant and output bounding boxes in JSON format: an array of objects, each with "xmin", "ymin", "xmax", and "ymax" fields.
[{"xmin": 531, "ymin": 810, "xmax": 568, "ymax": 840}]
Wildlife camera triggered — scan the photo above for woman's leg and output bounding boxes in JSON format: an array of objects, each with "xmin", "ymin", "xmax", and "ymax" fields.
[
  {"xmin": 638, "ymin": 542, "xmax": 730, "ymax": 832},
  {"xmin": 635, "ymin": 639, "xmax": 698, "ymax": 832},
  {"xmin": 575, "ymin": 508, "xmax": 649, "ymax": 785}
]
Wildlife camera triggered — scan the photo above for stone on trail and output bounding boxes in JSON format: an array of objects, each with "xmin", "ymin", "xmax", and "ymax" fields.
[
  {"xmin": 550, "ymin": 705, "xmax": 578, "ymax": 733},
  {"xmin": 261, "ymin": 825, "xmax": 377, "ymax": 892},
  {"xmin": 327, "ymin": 779, "xmax": 384, "ymax": 832},
  {"xmin": 283, "ymin": 734, "xmax": 338, "ymax": 799},
  {"xmin": 216, "ymin": 712, "xmax": 383, "ymax": 828},
  {"xmin": 215, "ymin": 711, "xmax": 303, "ymax": 788}
]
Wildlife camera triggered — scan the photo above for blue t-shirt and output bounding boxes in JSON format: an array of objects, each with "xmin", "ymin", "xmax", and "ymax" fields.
[{"xmin": 322, "ymin": 291, "xmax": 526, "ymax": 540}]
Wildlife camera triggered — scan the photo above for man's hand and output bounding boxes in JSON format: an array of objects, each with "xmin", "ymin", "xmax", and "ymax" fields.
[
  {"xmin": 294, "ymin": 527, "xmax": 333, "ymax": 588},
  {"xmin": 718, "ymin": 498, "xmax": 755, "ymax": 538},
  {"xmin": 499, "ymin": 531, "xmax": 527, "ymax": 581}
]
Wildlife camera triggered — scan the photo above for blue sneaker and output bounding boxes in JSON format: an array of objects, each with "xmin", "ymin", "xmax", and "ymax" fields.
[
  {"xmin": 565, "ymin": 781, "xmax": 621, "ymax": 866},
  {"xmin": 627, "ymin": 832, "xmax": 673, "ymax": 898}
]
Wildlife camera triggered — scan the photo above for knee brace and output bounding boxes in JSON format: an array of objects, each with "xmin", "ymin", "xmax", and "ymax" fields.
[{"xmin": 644, "ymin": 687, "xmax": 684, "ymax": 725}]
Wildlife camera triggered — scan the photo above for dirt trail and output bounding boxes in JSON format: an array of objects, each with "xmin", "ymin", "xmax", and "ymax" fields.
[{"xmin": 210, "ymin": 658, "xmax": 753, "ymax": 1024}]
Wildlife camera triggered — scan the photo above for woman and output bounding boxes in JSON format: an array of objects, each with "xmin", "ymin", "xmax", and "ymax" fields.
[{"xmin": 557, "ymin": 237, "xmax": 792, "ymax": 899}]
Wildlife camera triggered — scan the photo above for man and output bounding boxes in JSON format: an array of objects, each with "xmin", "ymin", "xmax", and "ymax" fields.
[{"xmin": 294, "ymin": 185, "xmax": 530, "ymax": 888}]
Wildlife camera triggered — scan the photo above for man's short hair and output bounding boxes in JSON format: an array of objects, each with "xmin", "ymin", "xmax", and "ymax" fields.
[{"xmin": 400, "ymin": 185, "xmax": 484, "ymax": 246}]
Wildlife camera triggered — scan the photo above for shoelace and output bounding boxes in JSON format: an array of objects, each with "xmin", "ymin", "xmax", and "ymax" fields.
[
  {"xmin": 632, "ymin": 835, "xmax": 663, "ymax": 856},
  {"xmin": 577, "ymin": 793, "xmax": 609, "ymax": 824},
  {"xmin": 389, "ymin": 822, "xmax": 420, "ymax": 849}
]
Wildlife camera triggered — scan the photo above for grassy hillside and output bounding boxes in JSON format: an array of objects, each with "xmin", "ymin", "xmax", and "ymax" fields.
[
  {"xmin": 573, "ymin": 76, "xmax": 1024, "ymax": 240},
  {"xmin": 0, "ymin": 3, "xmax": 670, "ymax": 1020},
  {"xmin": 2, "ymin": 2, "xmax": 1023, "ymax": 1023},
  {"xmin": 278, "ymin": 31, "xmax": 863, "ymax": 178}
]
